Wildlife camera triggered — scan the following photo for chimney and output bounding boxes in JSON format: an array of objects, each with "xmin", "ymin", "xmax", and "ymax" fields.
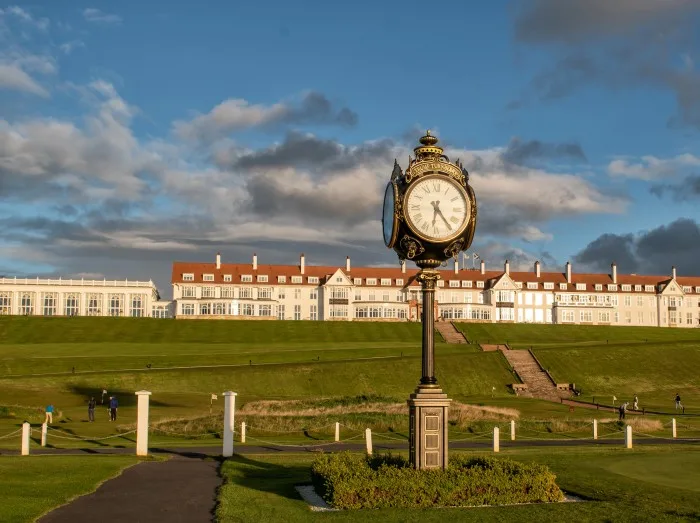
[
  {"xmin": 504, "ymin": 259, "xmax": 510, "ymax": 275},
  {"xmin": 566, "ymin": 261, "xmax": 571, "ymax": 283},
  {"xmin": 252, "ymin": 253, "xmax": 258, "ymax": 271},
  {"xmin": 401, "ymin": 260, "xmax": 406, "ymax": 274},
  {"xmin": 534, "ymin": 260, "xmax": 541, "ymax": 278},
  {"xmin": 216, "ymin": 252, "xmax": 221, "ymax": 270},
  {"xmin": 346, "ymin": 256, "xmax": 351, "ymax": 272},
  {"xmin": 454, "ymin": 258, "xmax": 459, "ymax": 274},
  {"xmin": 672, "ymin": 266, "xmax": 677, "ymax": 279},
  {"xmin": 611, "ymin": 262, "xmax": 617, "ymax": 284},
  {"xmin": 480, "ymin": 260, "xmax": 485, "ymax": 275},
  {"xmin": 300, "ymin": 253, "xmax": 305, "ymax": 275}
]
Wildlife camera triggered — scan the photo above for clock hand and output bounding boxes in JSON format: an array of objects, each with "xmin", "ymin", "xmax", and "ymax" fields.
[
  {"xmin": 437, "ymin": 210, "xmax": 452, "ymax": 230},
  {"xmin": 430, "ymin": 201, "xmax": 438, "ymax": 225}
]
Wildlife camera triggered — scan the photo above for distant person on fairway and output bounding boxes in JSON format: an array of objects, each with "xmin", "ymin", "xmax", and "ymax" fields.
[
  {"xmin": 88, "ymin": 397, "xmax": 96, "ymax": 422},
  {"xmin": 618, "ymin": 402, "xmax": 628, "ymax": 421},
  {"xmin": 101, "ymin": 389, "xmax": 108, "ymax": 404},
  {"xmin": 45, "ymin": 404, "xmax": 54, "ymax": 424},
  {"xmin": 109, "ymin": 396, "xmax": 118, "ymax": 421},
  {"xmin": 633, "ymin": 395, "xmax": 639, "ymax": 411},
  {"xmin": 675, "ymin": 393, "xmax": 683, "ymax": 412}
]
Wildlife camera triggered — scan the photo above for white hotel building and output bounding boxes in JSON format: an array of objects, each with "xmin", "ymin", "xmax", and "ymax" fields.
[
  {"xmin": 0, "ymin": 277, "xmax": 169, "ymax": 318},
  {"xmin": 171, "ymin": 253, "xmax": 700, "ymax": 328}
]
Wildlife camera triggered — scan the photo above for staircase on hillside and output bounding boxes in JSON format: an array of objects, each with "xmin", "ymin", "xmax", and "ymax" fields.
[
  {"xmin": 500, "ymin": 349, "xmax": 565, "ymax": 401},
  {"xmin": 435, "ymin": 322, "xmax": 469, "ymax": 344}
]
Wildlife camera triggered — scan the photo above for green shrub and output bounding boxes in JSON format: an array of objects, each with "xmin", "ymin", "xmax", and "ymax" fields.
[{"xmin": 311, "ymin": 452, "xmax": 564, "ymax": 509}]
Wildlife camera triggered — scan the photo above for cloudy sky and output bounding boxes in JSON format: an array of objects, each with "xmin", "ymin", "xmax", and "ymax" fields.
[{"xmin": 1, "ymin": 1, "xmax": 700, "ymax": 298}]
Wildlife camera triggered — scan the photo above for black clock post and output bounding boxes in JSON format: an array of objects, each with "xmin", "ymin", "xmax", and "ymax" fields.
[{"xmin": 382, "ymin": 131, "xmax": 478, "ymax": 470}]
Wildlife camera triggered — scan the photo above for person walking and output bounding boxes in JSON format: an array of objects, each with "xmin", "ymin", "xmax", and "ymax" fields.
[
  {"xmin": 88, "ymin": 397, "xmax": 96, "ymax": 422},
  {"xmin": 109, "ymin": 396, "xmax": 118, "ymax": 422},
  {"xmin": 675, "ymin": 393, "xmax": 683, "ymax": 412},
  {"xmin": 101, "ymin": 389, "xmax": 108, "ymax": 404},
  {"xmin": 45, "ymin": 404, "xmax": 54, "ymax": 424}
]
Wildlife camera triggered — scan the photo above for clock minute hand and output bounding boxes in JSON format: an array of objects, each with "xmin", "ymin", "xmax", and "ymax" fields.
[{"xmin": 437, "ymin": 209, "xmax": 452, "ymax": 230}]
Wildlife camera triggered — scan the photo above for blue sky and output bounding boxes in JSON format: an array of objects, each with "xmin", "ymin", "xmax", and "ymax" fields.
[{"xmin": 1, "ymin": 1, "xmax": 700, "ymax": 296}]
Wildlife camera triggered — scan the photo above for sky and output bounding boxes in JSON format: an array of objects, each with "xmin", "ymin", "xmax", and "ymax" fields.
[{"xmin": 1, "ymin": 0, "xmax": 700, "ymax": 298}]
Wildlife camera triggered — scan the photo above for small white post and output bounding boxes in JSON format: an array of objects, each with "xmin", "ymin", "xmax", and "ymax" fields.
[
  {"xmin": 41, "ymin": 422, "xmax": 47, "ymax": 447},
  {"xmin": 335, "ymin": 422, "xmax": 340, "ymax": 442},
  {"xmin": 625, "ymin": 425, "xmax": 633, "ymax": 449},
  {"xmin": 365, "ymin": 428, "xmax": 373, "ymax": 455},
  {"xmin": 223, "ymin": 391, "xmax": 237, "ymax": 457},
  {"xmin": 241, "ymin": 422, "xmax": 246, "ymax": 443},
  {"xmin": 593, "ymin": 419, "xmax": 598, "ymax": 440},
  {"xmin": 135, "ymin": 391, "xmax": 151, "ymax": 457},
  {"xmin": 21, "ymin": 422, "xmax": 30, "ymax": 456},
  {"xmin": 672, "ymin": 418, "xmax": 677, "ymax": 439},
  {"xmin": 493, "ymin": 427, "xmax": 500, "ymax": 453},
  {"xmin": 510, "ymin": 420, "xmax": 515, "ymax": 441}
]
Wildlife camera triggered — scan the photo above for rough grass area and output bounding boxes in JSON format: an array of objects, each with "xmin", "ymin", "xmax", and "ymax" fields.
[
  {"xmin": 0, "ymin": 455, "xmax": 139, "ymax": 523},
  {"xmin": 311, "ymin": 452, "xmax": 563, "ymax": 509}
]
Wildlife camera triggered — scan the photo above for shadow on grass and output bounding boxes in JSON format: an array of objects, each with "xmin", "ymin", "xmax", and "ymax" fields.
[
  {"xmin": 222, "ymin": 454, "xmax": 310, "ymax": 503},
  {"xmin": 68, "ymin": 386, "xmax": 183, "ymax": 408}
]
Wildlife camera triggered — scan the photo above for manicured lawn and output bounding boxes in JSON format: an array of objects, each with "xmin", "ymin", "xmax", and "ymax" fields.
[
  {"xmin": 0, "ymin": 455, "xmax": 139, "ymax": 523},
  {"xmin": 217, "ymin": 446, "xmax": 700, "ymax": 522}
]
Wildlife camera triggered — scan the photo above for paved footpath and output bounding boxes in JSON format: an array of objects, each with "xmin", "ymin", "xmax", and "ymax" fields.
[{"xmin": 39, "ymin": 453, "xmax": 221, "ymax": 523}]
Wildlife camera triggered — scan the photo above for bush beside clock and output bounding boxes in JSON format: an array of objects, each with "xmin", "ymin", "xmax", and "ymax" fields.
[{"xmin": 310, "ymin": 452, "xmax": 564, "ymax": 509}]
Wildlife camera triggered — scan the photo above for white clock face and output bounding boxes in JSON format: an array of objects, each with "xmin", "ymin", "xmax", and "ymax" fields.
[{"xmin": 404, "ymin": 176, "xmax": 469, "ymax": 241}]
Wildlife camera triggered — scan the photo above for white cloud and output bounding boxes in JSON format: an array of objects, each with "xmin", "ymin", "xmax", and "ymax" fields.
[
  {"xmin": 608, "ymin": 153, "xmax": 700, "ymax": 180},
  {"xmin": 0, "ymin": 6, "xmax": 49, "ymax": 31},
  {"xmin": 82, "ymin": 8, "xmax": 122, "ymax": 24},
  {"xmin": 59, "ymin": 40, "xmax": 84, "ymax": 55},
  {"xmin": 0, "ymin": 63, "xmax": 49, "ymax": 96}
]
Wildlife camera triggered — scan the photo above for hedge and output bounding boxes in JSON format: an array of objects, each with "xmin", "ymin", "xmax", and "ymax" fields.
[{"xmin": 311, "ymin": 452, "xmax": 564, "ymax": 509}]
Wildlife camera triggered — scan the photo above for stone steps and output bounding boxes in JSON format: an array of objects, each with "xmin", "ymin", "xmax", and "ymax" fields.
[
  {"xmin": 501, "ymin": 349, "xmax": 567, "ymax": 401},
  {"xmin": 435, "ymin": 322, "xmax": 468, "ymax": 344}
]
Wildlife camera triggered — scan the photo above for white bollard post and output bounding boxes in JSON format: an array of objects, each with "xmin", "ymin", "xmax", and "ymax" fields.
[
  {"xmin": 365, "ymin": 428, "xmax": 373, "ymax": 455},
  {"xmin": 493, "ymin": 427, "xmax": 500, "ymax": 453},
  {"xmin": 510, "ymin": 420, "xmax": 515, "ymax": 441},
  {"xmin": 625, "ymin": 425, "xmax": 633, "ymax": 449},
  {"xmin": 672, "ymin": 418, "xmax": 677, "ymax": 439},
  {"xmin": 335, "ymin": 422, "xmax": 340, "ymax": 442},
  {"xmin": 135, "ymin": 391, "xmax": 151, "ymax": 457},
  {"xmin": 593, "ymin": 419, "xmax": 598, "ymax": 440},
  {"xmin": 223, "ymin": 391, "xmax": 237, "ymax": 457},
  {"xmin": 21, "ymin": 422, "xmax": 30, "ymax": 456},
  {"xmin": 241, "ymin": 422, "xmax": 246, "ymax": 443},
  {"xmin": 41, "ymin": 422, "xmax": 47, "ymax": 447}
]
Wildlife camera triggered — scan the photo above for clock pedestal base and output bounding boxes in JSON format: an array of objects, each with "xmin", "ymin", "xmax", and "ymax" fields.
[{"xmin": 407, "ymin": 387, "xmax": 451, "ymax": 470}]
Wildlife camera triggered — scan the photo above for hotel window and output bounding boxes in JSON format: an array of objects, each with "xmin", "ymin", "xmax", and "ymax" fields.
[
  {"xmin": 383, "ymin": 292, "xmax": 390, "ymax": 301},
  {"xmin": 451, "ymin": 292, "xmax": 459, "ymax": 303},
  {"xmin": 87, "ymin": 294, "xmax": 101, "ymax": 316},
  {"xmin": 294, "ymin": 289, "xmax": 301, "ymax": 299},
  {"xmin": 223, "ymin": 275, "xmax": 232, "ymax": 282},
  {"xmin": 240, "ymin": 288, "xmax": 253, "ymax": 299},
  {"xmin": 438, "ymin": 292, "xmax": 445, "ymax": 302},
  {"xmin": 595, "ymin": 284, "xmax": 602, "ymax": 291},
  {"xmin": 202, "ymin": 286, "xmax": 215, "ymax": 298},
  {"xmin": 109, "ymin": 295, "xmax": 122, "ymax": 317},
  {"xmin": 497, "ymin": 290, "xmax": 514, "ymax": 302},
  {"xmin": 624, "ymin": 296, "xmax": 631, "ymax": 307},
  {"xmin": 183, "ymin": 273, "xmax": 194, "ymax": 281},
  {"xmin": 310, "ymin": 305, "xmax": 317, "ymax": 321},
  {"xmin": 130, "ymin": 295, "xmax": 144, "ymax": 317},
  {"xmin": 637, "ymin": 296, "xmax": 643, "ymax": 307},
  {"xmin": 598, "ymin": 311, "xmax": 610, "ymax": 323},
  {"xmin": 396, "ymin": 291, "xmax": 404, "ymax": 302},
  {"xmin": 381, "ymin": 278, "xmax": 391, "ymax": 286},
  {"xmin": 330, "ymin": 306, "xmax": 348, "ymax": 318},
  {"xmin": 476, "ymin": 281, "xmax": 484, "ymax": 288},
  {"xmin": 20, "ymin": 294, "xmax": 34, "ymax": 315},
  {"xmin": 645, "ymin": 285, "xmax": 655, "ymax": 292},
  {"xmin": 258, "ymin": 287, "xmax": 272, "ymax": 299},
  {"xmin": 635, "ymin": 285, "xmax": 642, "ymax": 292},
  {"xmin": 367, "ymin": 278, "xmax": 377, "ymax": 286},
  {"xmin": 437, "ymin": 281, "xmax": 445, "ymax": 287},
  {"xmin": 580, "ymin": 310, "xmax": 593, "ymax": 322},
  {"xmin": 608, "ymin": 284, "xmax": 617, "ymax": 291},
  {"xmin": 277, "ymin": 305, "xmax": 285, "ymax": 320},
  {"xmin": 449, "ymin": 280, "xmax": 460, "ymax": 288},
  {"xmin": 355, "ymin": 289, "xmax": 362, "ymax": 300},
  {"xmin": 278, "ymin": 288, "xmax": 286, "ymax": 299},
  {"xmin": 576, "ymin": 284, "xmax": 586, "ymax": 291},
  {"xmin": 259, "ymin": 304, "xmax": 272, "ymax": 317},
  {"xmin": 278, "ymin": 276, "xmax": 286, "ymax": 283},
  {"xmin": 242, "ymin": 275, "xmax": 253, "ymax": 283},
  {"xmin": 669, "ymin": 310, "xmax": 677, "ymax": 324},
  {"xmin": 310, "ymin": 289, "xmax": 318, "ymax": 300},
  {"xmin": 527, "ymin": 282, "xmax": 538, "ymax": 290},
  {"xmin": 43, "ymin": 293, "xmax": 57, "ymax": 316},
  {"xmin": 651, "ymin": 311, "xmax": 657, "ymax": 324},
  {"xmin": 559, "ymin": 283, "xmax": 567, "ymax": 290},
  {"xmin": 308, "ymin": 276, "xmax": 319, "ymax": 284},
  {"xmin": 625, "ymin": 311, "xmax": 632, "ymax": 324},
  {"xmin": 354, "ymin": 278, "xmax": 362, "ymax": 285},
  {"xmin": 0, "ymin": 293, "xmax": 11, "ymax": 315},
  {"xmin": 622, "ymin": 285, "xmax": 631, "ymax": 292},
  {"xmin": 638, "ymin": 311, "xmax": 644, "ymax": 324},
  {"xmin": 683, "ymin": 286, "xmax": 692, "ymax": 293},
  {"xmin": 199, "ymin": 303, "xmax": 211, "ymax": 315},
  {"xmin": 396, "ymin": 279, "xmax": 404, "ymax": 286},
  {"xmin": 369, "ymin": 290, "xmax": 376, "ymax": 301},
  {"xmin": 336, "ymin": 277, "xmax": 343, "ymax": 283},
  {"xmin": 242, "ymin": 303, "xmax": 254, "ymax": 316},
  {"xmin": 65, "ymin": 294, "xmax": 79, "ymax": 316},
  {"xmin": 462, "ymin": 281, "xmax": 472, "ymax": 288},
  {"xmin": 696, "ymin": 287, "xmax": 700, "ymax": 293},
  {"xmin": 544, "ymin": 282, "xmax": 554, "ymax": 290},
  {"xmin": 293, "ymin": 305, "xmax": 301, "ymax": 320},
  {"xmin": 649, "ymin": 297, "xmax": 655, "ymax": 307},
  {"xmin": 478, "ymin": 292, "xmax": 484, "ymax": 304},
  {"xmin": 562, "ymin": 310, "xmax": 575, "ymax": 323},
  {"xmin": 464, "ymin": 294, "xmax": 472, "ymax": 304},
  {"xmin": 221, "ymin": 287, "xmax": 234, "ymax": 298},
  {"xmin": 258, "ymin": 275, "xmax": 268, "ymax": 283},
  {"xmin": 182, "ymin": 303, "xmax": 195, "ymax": 315},
  {"xmin": 182, "ymin": 286, "xmax": 196, "ymax": 298},
  {"xmin": 292, "ymin": 276, "xmax": 302, "ymax": 284},
  {"xmin": 687, "ymin": 312, "xmax": 693, "ymax": 325},
  {"xmin": 203, "ymin": 274, "xmax": 214, "ymax": 282},
  {"xmin": 213, "ymin": 303, "xmax": 226, "ymax": 315},
  {"xmin": 331, "ymin": 288, "xmax": 348, "ymax": 300}
]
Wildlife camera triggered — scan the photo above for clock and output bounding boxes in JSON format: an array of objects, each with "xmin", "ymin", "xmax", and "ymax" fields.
[
  {"xmin": 403, "ymin": 174, "xmax": 470, "ymax": 243},
  {"xmin": 382, "ymin": 182, "xmax": 398, "ymax": 247}
]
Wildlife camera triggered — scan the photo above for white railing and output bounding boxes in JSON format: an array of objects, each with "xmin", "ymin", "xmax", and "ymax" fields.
[{"xmin": 0, "ymin": 277, "xmax": 154, "ymax": 288}]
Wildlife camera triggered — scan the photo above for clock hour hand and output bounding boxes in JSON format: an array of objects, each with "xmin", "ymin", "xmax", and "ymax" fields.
[{"xmin": 430, "ymin": 200, "xmax": 439, "ymax": 225}]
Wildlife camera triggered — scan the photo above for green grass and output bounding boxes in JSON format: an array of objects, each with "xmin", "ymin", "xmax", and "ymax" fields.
[
  {"xmin": 216, "ymin": 446, "xmax": 700, "ymax": 522},
  {"xmin": 456, "ymin": 322, "xmax": 700, "ymax": 347},
  {"xmin": 0, "ymin": 455, "xmax": 140, "ymax": 523}
]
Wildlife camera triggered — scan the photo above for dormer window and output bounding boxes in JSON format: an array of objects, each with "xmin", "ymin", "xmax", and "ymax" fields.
[
  {"xmin": 223, "ymin": 275, "xmax": 232, "ymax": 282},
  {"xmin": 645, "ymin": 285, "xmax": 654, "ymax": 292},
  {"xmin": 476, "ymin": 281, "xmax": 484, "ymax": 288},
  {"xmin": 527, "ymin": 282, "xmax": 537, "ymax": 290},
  {"xmin": 396, "ymin": 279, "xmax": 404, "ymax": 286},
  {"xmin": 277, "ymin": 276, "xmax": 286, "ymax": 283},
  {"xmin": 621, "ymin": 284, "xmax": 631, "ymax": 292},
  {"xmin": 544, "ymin": 282, "xmax": 554, "ymax": 290},
  {"xmin": 559, "ymin": 283, "xmax": 567, "ymax": 290},
  {"xmin": 257, "ymin": 275, "xmax": 268, "ymax": 283},
  {"xmin": 291, "ymin": 276, "xmax": 302, "ymax": 284},
  {"xmin": 367, "ymin": 278, "xmax": 377, "ymax": 286},
  {"xmin": 576, "ymin": 284, "xmax": 586, "ymax": 291},
  {"xmin": 309, "ymin": 277, "xmax": 319, "ymax": 284},
  {"xmin": 203, "ymin": 274, "xmax": 214, "ymax": 282},
  {"xmin": 634, "ymin": 285, "xmax": 642, "ymax": 292},
  {"xmin": 595, "ymin": 284, "xmax": 602, "ymax": 291},
  {"xmin": 241, "ymin": 275, "xmax": 253, "ymax": 283},
  {"xmin": 437, "ymin": 281, "xmax": 445, "ymax": 287},
  {"xmin": 381, "ymin": 278, "xmax": 391, "ymax": 286},
  {"xmin": 462, "ymin": 281, "xmax": 472, "ymax": 288},
  {"xmin": 608, "ymin": 284, "xmax": 617, "ymax": 291},
  {"xmin": 449, "ymin": 280, "xmax": 460, "ymax": 288},
  {"xmin": 354, "ymin": 278, "xmax": 362, "ymax": 285},
  {"xmin": 183, "ymin": 273, "xmax": 194, "ymax": 282}
]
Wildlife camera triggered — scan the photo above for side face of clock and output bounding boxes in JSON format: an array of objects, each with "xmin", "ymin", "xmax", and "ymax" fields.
[
  {"xmin": 382, "ymin": 182, "xmax": 397, "ymax": 247},
  {"xmin": 404, "ymin": 175, "xmax": 470, "ymax": 243}
]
